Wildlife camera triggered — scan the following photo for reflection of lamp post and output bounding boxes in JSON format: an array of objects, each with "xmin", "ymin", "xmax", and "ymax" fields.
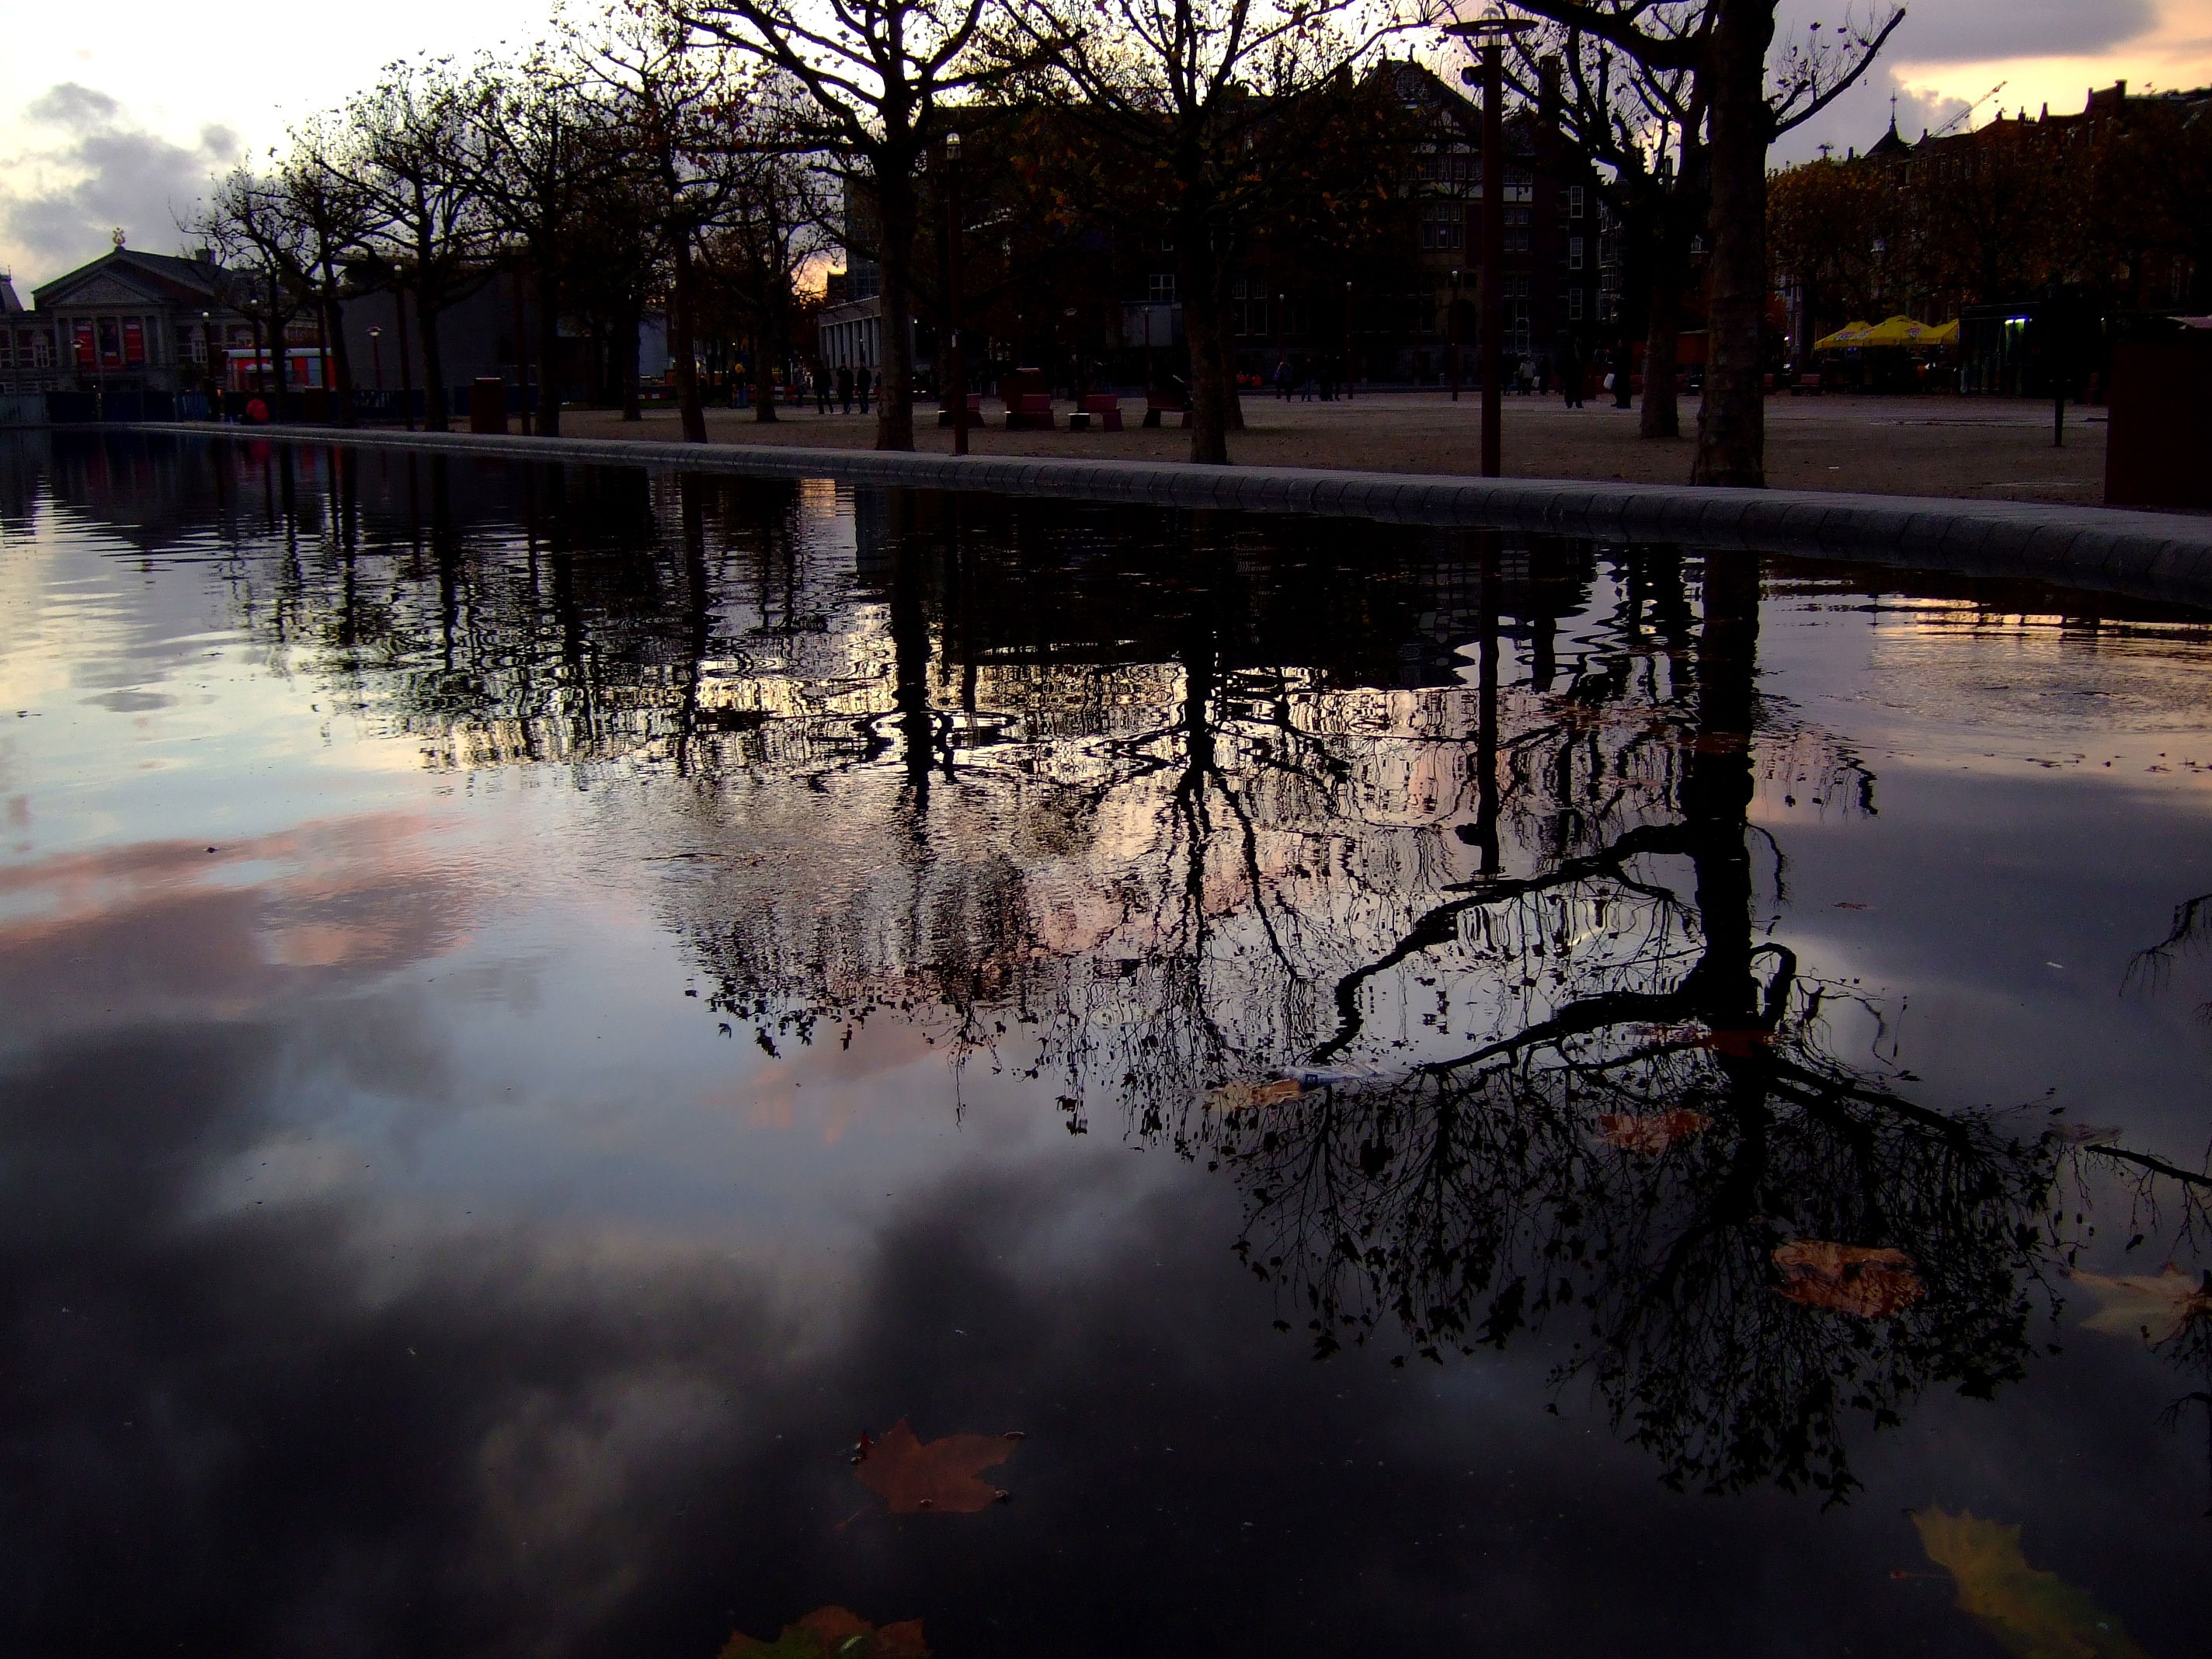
[
  {"xmin": 1451, "ymin": 18, "xmax": 1535, "ymax": 477},
  {"xmin": 944, "ymin": 130, "xmax": 969, "ymax": 457},
  {"xmin": 200, "ymin": 310, "xmax": 217, "ymax": 415}
]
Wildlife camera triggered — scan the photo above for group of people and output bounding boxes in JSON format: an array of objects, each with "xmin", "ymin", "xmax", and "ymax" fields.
[
  {"xmin": 812, "ymin": 363, "xmax": 875, "ymax": 415},
  {"xmin": 1271, "ymin": 358, "xmax": 1351, "ymax": 402}
]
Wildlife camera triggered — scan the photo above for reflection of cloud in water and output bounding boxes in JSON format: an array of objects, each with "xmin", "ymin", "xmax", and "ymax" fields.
[{"xmin": 0, "ymin": 814, "xmax": 478, "ymax": 1036}]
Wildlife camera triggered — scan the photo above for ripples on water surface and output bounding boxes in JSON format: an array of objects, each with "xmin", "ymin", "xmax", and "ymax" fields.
[{"xmin": 2, "ymin": 431, "xmax": 2210, "ymax": 1657}]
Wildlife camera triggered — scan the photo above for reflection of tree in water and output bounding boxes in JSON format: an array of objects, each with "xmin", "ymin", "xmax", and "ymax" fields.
[{"xmin": 188, "ymin": 443, "xmax": 2211, "ymax": 1498}]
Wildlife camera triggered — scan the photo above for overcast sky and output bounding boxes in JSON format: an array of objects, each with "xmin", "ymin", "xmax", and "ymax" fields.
[{"xmin": 4, "ymin": 0, "xmax": 2208, "ymax": 294}]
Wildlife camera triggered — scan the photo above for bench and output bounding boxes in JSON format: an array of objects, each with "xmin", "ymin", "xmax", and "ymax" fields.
[
  {"xmin": 1006, "ymin": 392, "xmax": 1056, "ymax": 431},
  {"xmin": 1069, "ymin": 394, "xmax": 1122, "ymax": 433},
  {"xmin": 1141, "ymin": 394, "xmax": 1189, "ymax": 429},
  {"xmin": 934, "ymin": 392, "xmax": 983, "ymax": 426},
  {"xmin": 1791, "ymin": 374, "xmax": 1823, "ymax": 395}
]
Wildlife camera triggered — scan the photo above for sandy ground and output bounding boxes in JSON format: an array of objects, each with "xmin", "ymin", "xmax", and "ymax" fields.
[{"xmin": 554, "ymin": 390, "xmax": 2112, "ymax": 505}]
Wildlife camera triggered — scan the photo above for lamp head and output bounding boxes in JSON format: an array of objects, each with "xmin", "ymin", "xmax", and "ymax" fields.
[{"xmin": 945, "ymin": 130, "xmax": 962, "ymax": 162}]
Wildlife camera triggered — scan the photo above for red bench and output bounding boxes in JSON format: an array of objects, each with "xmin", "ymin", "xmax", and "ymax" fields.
[
  {"xmin": 1069, "ymin": 394, "xmax": 1122, "ymax": 433},
  {"xmin": 1006, "ymin": 392, "xmax": 1056, "ymax": 430},
  {"xmin": 1792, "ymin": 374, "xmax": 1823, "ymax": 395},
  {"xmin": 1141, "ymin": 394, "xmax": 1188, "ymax": 429},
  {"xmin": 934, "ymin": 392, "xmax": 983, "ymax": 426}
]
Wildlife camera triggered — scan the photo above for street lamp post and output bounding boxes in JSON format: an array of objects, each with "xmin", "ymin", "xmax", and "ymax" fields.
[
  {"xmin": 1452, "ymin": 19, "xmax": 1533, "ymax": 478},
  {"xmin": 200, "ymin": 310, "xmax": 218, "ymax": 418},
  {"xmin": 367, "ymin": 326, "xmax": 384, "ymax": 394},
  {"xmin": 944, "ymin": 130, "xmax": 969, "ymax": 457},
  {"xmin": 1449, "ymin": 268, "xmax": 1462, "ymax": 402},
  {"xmin": 1344, "ymin": 280, "xmax": 1355, "ymax": 399}
]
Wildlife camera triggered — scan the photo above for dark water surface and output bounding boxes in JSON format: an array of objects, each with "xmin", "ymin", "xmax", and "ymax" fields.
[{"xmin": 4, "ymin": 431, "xmax": 2210, "ymax": 1657}]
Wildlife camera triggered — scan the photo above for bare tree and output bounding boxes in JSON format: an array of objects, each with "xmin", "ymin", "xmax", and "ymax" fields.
[
  {"xmin": 678, "ymin": 0, "xmax": 1020, "ymax": 451},
  {"xmin": 704, "ymin": 85, "xmax": 836, "ymax": 423},
  {"xmin": 462, "ymin": 47, "xmax": 614, "ymax": 437},
  {"xmin": 577, "ymin": 2, "xmax": 760, "ymax": 443},
  {"xmin": 192, "ymin": 169, "xmax": 316, "ymax": 420},
  {"xmin": 1013, "ymin": 0, "xmax": 1400, "ymax": 464},
  {"xmin": 1461, "ymin": 1, "xmax": 1901, "ymax": 485},
  {"xmin": 347, "ymin": 59, "xmax": 496, "ymax": 432}
]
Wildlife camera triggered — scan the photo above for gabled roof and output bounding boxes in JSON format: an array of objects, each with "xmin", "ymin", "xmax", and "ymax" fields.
[{"xmin": 32, "ymin": 246, "xmax": 232, "ymax": 310}]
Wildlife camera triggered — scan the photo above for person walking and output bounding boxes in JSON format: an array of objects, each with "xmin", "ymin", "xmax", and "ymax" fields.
[
  {"xmin": 813, "ymin": 364, "xmax": 830, "ymax": 414},
  {"xmin": 1561, "ymin": 336, "xmax": 1585, "ymax": 409},
  {"xmin": 857, "ymin": 365, "xmax": 873, "ymax": 413},
  {"xmin": 836, "ymin": 363, "xmax": 854, "ymax": 413}
]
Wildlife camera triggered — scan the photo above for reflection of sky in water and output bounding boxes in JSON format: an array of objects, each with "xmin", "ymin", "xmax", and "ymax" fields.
[{"xmin": 1, "ymin": 433, "xmax": 2208, "ymax": 1657}]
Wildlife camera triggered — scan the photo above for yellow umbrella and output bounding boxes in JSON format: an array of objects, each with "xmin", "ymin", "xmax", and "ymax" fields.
[
  {"xmin": 1920, "ymin": 319, "xmax": 1960, "ymax": 345},
  {"xmin": 1813, "ymin": 320, "xmax": 1874, "ymax": 351},
  {"xmin": 1857, "ymin": 314, "xmax": 1956, "ymax": 346}
]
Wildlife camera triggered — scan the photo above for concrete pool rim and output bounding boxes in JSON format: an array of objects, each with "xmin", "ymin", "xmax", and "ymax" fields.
[{"xmin": 110, "ymin": 422, "xmax": 2212, "ymax": 608}]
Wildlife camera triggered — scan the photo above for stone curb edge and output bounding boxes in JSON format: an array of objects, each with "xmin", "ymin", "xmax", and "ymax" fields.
[{"xmin": 125, "ymin": 423, "xmax": 2212, "ymax": 608}]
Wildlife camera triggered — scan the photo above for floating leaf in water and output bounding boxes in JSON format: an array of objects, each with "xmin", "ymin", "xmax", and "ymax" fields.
[
  {"xmin": 1205, "ymin": 1077, "xmax": 1305, "ymax": 1112},
  {"xmin": 1598, "ymin": 1109, "xmax": 1711, "ymax": 1153},
  {"xmin": 1772, "ymin": 1240, "xmax": 1925, "ymax": 1317},
  {"xmin": 2069, "ymin": 1265, "xmax": 2212, "ymax": 1343},
  {"xmin": 1911, "ymin": 1508, "xmax": 2149, "ymax": 1659},
  {"xmin": 720, "ymin": 1605, "xmax": 929, "ymax": 1658},
  {"xmin": 854, "ymin": 1419, "xmax": 1017, "ymax": 1514}
]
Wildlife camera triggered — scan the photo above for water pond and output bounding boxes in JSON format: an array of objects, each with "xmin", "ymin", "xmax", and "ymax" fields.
[{"xmin": 3, "ymin": 430, "xmax": 2210, "ymax": 1657}]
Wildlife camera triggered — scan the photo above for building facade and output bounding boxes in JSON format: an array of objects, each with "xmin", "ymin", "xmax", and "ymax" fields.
[{"xmin": 0, "ymin": 242, "xmax": 258, "ymax": 397}]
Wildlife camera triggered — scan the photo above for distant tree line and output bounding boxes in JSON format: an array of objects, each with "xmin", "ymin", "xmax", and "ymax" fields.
[{"xmin": 1771, "ymin": 88, "xmax": 2212, "ymax": 345}]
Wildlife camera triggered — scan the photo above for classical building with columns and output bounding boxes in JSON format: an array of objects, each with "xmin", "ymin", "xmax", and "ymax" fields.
[{"xmin": 0, "ymin": 239, "xmax": 254, "ymax": 396}]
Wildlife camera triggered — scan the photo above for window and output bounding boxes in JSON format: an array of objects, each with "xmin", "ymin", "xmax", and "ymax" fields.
[
  {"xmin": 1568, "ymin": 185, "xmax": 1585, "ymax": 218},
  {"xmin": 72, "ymin": 321, "xmax": 95, "ymax": 367},
  {"xmin": 31, "ymin": 330, "xmax": 53, "ymax": 369},
  {"xmin": 1568, "ymin": 236, "xmax": 1584, "ymax": 271},
  {"xmin": 1504, "ymin": 273, "xmax": 1532, "ymax": 354},
  {"xmin": 1568, "ymin": 288, "xmax": 1584, "ymax": 321},
  {"xmin": 123, "ymin": 319, "xmax": 145, "ymax": 365},
  {"xmin": 1147, "ymin": 272, "xmax": 1177, "ymax": 304},
  {"xmin": 1421, "ymin": 199, "xmax": 1463, "ymax": 251},
  {"xmin": 98, "ymin": 318, "xmax": 122, "ymax": 367},
  {"xmin": 1598, "ymin": 290, "xmax": 1619, "ymax": 324},
  {"xmin": 0, "ymin": 332, "xmax": 11, "ymax": 370}
]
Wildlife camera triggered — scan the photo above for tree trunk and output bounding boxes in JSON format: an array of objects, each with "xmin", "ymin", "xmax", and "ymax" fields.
[
  {"xmin": 616, "ymin": 308, "xmax": 642, "ymax": 421},
  {"xmin": 265, "ymin": 273, "xmax": 290, "ymax": 423},
  {"xmin": 670, "ymin": 228, "xmax": 706, "ymax": 443},
  {"xmin": 753, "ymin": 294, "xmax": 781, "ymax": 421},
  {"xmin": 536, "ymin": 260, "xmax": 562, "ymax": 438},
  {"xmin": 1214, "ymin": 275, "xmax": 1245, "ymax": 433},
  {"xmin": 874, "ymin": 171, "xmax": 919, "ymax": 452},
  {"xmin": 1179, "ymin": 210, "xmax": 1231, "ymax": 466},
  {"xmin": 321, "ymin": 268, "xmax": 356, "ymax": 428},
  {"xmin": 1692, "ymin": 0, "xmax": 1776, "ymax": 486},
  {"xmin": 416, "ymin": 288, "xmax": 449, "ymax": 432},
  {"xmin": 1640, "ymin": 263, "xmax": 1682, "ymax": 439}
]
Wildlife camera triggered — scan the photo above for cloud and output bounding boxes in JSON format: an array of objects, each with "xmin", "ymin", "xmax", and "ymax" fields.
[
  {"xmin": 1883, "ymin": 0, "xmax": 2159, "ymax": 64},
  {"xmin": 1772, "ymin": 62, "xmax": 1975, "ymax": 165},
  {"xmin": 0, "ymin": 82, "xmax": 241, "ymax": 287}
]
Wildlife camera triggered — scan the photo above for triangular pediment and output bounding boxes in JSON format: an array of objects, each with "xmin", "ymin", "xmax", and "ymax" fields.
[
  {"xmin": 36, "ymin": 258, "xmax": 165, "ymax": 309},
  {"xmin": 55, "ymin": 273, "xmax": 159, "ymax": 307}
]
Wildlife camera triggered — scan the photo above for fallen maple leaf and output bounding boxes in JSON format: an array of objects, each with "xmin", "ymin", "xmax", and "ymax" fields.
[
  {"xmin": 1911, "ymin": 1508, "xmax": 2149, "ymax": 1659},
  {"xmin": 2068, "ymin": 1265, "xmax": 2212, "ymax": 1343},
  {"xmin": 1598, "ymin": 1109, "xmax": 1711, "ymax": 1153},
  {"xmin": 1205, "ymin": 1077, "xmax": 1305, "ymax": 1112},
  {"xmin": 1772, "ymin": 1240, "xmax": 1926, "ymax": 1317},
  {"xmin": 854, "ymin": 1418, "xmax": 1016, "ymax": 1515},
  {"xmin": 720, "ymin": 1605, "xmax": 930, "ymax": 1659}
]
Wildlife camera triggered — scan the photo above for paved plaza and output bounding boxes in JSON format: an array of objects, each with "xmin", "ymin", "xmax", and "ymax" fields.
[{"xmin": 561, "ymin": 391, "xmax": 2114, "ymax": 506}]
